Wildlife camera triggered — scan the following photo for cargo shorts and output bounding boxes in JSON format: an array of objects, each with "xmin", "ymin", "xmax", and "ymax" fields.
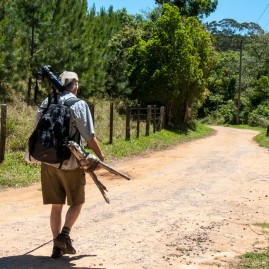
[{"xmin": 41, "ymin": 163, "xmax": 86, "ymax": 205}]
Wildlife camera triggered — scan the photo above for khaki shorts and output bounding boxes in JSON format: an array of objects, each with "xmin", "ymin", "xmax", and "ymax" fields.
[{"xmin": 41, "ymin": 163, "xmax": 86, "ymax": 205}]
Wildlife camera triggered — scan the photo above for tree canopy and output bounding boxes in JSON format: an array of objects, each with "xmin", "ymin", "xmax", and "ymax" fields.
[
  {"xmin": 127, "ymin": 4, "xmax": 216, "ymax": 124},
  {"xmin": 155, "ymin": 0, "xmax": 218, "ymax": 18}
]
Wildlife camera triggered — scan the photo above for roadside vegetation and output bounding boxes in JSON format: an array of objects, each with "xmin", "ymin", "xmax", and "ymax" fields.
[
  {"xmin": 0, "ymin": 98, "xmax": 213, "ymax": 189},
  {"xmin": 0, "ymin": 125, "xmax": 212, "ymax": 189},
  {"xmin": 237, "ymin": 223, "xmax": 269, "ymax": 269}
]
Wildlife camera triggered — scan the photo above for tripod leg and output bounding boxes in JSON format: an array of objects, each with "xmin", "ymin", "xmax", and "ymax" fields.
[
  {"xmin": 98, "ymin": 162, "xmax": 131, "ymax": 180},
  {"xmin": 89, "ymin": 171, "xmax": 110, "ymax": 204}
]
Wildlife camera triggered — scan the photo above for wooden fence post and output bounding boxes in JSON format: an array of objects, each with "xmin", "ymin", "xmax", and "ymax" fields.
[
  {"xmin": 136, "ymin": 105, "xmax": 141, "ymax": 138},
  {"xmin": 126, "ymin": 105, "xmax": 131, "ymax": 140},
  {"xmin": 109, "ymin": 101, "xmax": 114, "ymax": 144},
  {"xmin": 153, "ymin": 105, "xmax": 156, "ymax": 133},
  {"xmin": 159, "ymin": 106, "xmax": 166, "ymax": 129},
  {"xmin": 146, "ymin": 105, "xmax": 151, "ymax": 136},
  {"xmin": 0, "ymin": 104, "xmax": 7, "ymax": 163}
]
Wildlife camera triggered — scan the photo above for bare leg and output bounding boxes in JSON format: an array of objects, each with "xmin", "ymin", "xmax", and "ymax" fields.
[
  {"xmin": 51, "ymin": 204, "xmax": 82, "ymax": 257},
  {"xmin": 50, "ymin": 204, "xmax": 63, "ymax": 239},
  {"xmin": 63, "ymin": 204, "xmax": 83, "ymax": 230}
]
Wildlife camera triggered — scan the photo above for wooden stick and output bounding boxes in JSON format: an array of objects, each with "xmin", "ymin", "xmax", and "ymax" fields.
[
  {"xmin": 89, "ymin": 171, "xmax": 110, "ymax": 204},
  {"xmin": 67, "ymin": 141, "xmax": 130, "ymax": 203}
]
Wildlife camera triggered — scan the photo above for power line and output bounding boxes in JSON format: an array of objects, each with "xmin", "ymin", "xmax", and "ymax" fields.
[
  {"xmin": 262, "ymin": 20, "xmax": 269, "ymax": 32},
  {"xmin": 264, "ymin": 21, "xmax": 269, "ymax": 29},
  {"xmin": 256, "ymin": 1, "xmax": 269, "ymax": 22}
]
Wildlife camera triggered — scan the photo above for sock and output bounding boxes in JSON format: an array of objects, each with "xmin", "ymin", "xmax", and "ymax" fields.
[{"xmin": 60, "ymin": 226, "xmax": 71, "ymax": 237}]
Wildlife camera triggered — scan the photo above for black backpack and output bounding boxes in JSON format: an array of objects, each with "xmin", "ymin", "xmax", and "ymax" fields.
[{"xmin": 28, "ymin": 97, "xmax": 80, "ymax": 168}]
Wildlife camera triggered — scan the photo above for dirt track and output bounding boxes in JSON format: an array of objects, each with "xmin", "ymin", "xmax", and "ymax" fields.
[{"xmin": 1, "ymin": 126, "xmax": 269, "ymax": 269}]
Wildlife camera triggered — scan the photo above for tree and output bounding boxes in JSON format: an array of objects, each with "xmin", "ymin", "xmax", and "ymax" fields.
[
  {"xmin": 202, "ymin": 19, "xmax": 268, "ymax": 126},
  {"xmin": 81, "ymin": 7, "xmax": 129, "ymax": 97},
  {"xmin": 128, "ymin": 4, "xmax": 216, "ymax": 125},
  {"xmin": 1, "ymin": 0, "xmax": 88, "ymax": 102},
  {"xmin": 155, "ymin": 0, "xmax": 218, "ymax": 18},
  {"xmin": 0, "ymin": 16, "xmax": 7, "ymax": 98},
  {"xmin": 14, "ymin": 0, "xmax": 53, "ymax": 100},
  {"xmin": 205, "ymin": 19, "xmax": 264, "ymax": 51},
  {"xmin": 0, "ymin": 1, "xmax": 30, "ymax": 90},
  {"xmin": 106, "ymin": 14, "xmax": 145, "ymax": 98},
  {"xmin": 199, "ymin": 51, "xmax": 239, "ymax": 123},
  {"xmin": 43, "ymin": 0, "xmax": 88, "ymax": 73},
  {"xmin": 0, "ymin": 0, "xmax": 128, "ymax": 100}
]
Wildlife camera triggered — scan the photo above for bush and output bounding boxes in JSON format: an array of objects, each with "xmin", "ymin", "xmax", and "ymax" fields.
[
  {"xmin": 200, "ymin": 100, "xmax": 236, "ymax": 125},
  {"xmin": 248, "ymin": 102, "xmax": 269, "ymax": 127},
  {"xmin": 219, "ymin": 100, "xmax": 237, "ymax": 124}
]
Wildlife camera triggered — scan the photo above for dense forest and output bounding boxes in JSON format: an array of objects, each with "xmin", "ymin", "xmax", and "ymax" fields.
[{"xmin": 0, "ymin": 0, "xmax": 269, "ymax": 128}]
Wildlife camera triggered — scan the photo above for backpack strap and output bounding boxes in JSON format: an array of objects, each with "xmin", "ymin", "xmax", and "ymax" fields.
[
  {"xmin": 39, "ymin": 88, "xmax": 58, "ymax": 114},
  {"xmin": 63, "ymin": 97, "xmax": 81, "ymax": 138},
  {"xmin": 64, "ymin": 97, "xmax": 81, "ymax": 142},
  {"xmin": 60, "ymin": 97, "xmax": 81, "ymax": 168},
  {"xmin": 47, "ymin": 97, "xmax": 81, "ymax": 169},
  {"xmin": 64, "ymin": 97, "xmax": 80, "ymax": 107},
  {"xmin": 52, "ymin": 87, "xmax": 58, "ymax": 104}
]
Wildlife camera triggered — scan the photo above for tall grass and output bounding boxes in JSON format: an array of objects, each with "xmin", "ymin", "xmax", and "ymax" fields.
[
  {"xmin": 4, "ymin": 94, "xmax": 37, "ymax": 151},
  {"xmin": 92, "ymin": 99, "xmax": 148, "ymax": 143},
  {"xmin": 4, "ymin": 97, "xmax": 144, "ymax": 151}
]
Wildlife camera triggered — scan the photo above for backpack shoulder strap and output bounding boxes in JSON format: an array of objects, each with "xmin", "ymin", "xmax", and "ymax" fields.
[
  {"xmin": 64, "ymin": 97, "xmax": 80, "ymax": 108},
  {"xmin": 64, "ymin": 97, "xmax": 81, "ymax": 146}
]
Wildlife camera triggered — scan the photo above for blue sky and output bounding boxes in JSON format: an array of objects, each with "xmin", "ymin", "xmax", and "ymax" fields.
[
  {"xmin": 87, "ymin": 0, "xmax": 269, "ymax": 31},
  {"xmin": 204, "ymin": 0, "xmax": 269, "ymax": 30},
  {"xmin": 88, "ymin": 0, "xmax": 157, "ymax": 15}
]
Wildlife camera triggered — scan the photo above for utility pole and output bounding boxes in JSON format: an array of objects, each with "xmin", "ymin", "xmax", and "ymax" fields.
[{"xmin": 236, "ymin": 40, "xmax": 243, "ymax": 124}]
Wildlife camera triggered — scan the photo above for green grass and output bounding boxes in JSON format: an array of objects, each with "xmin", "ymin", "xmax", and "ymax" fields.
[
  {"xmin": 98, "ymin": 124, "xmax": 213, "ymax": 160},
  {"xmin": 238, "ymin": 250, "xmax": 269, "ymax": 269},
  {"xmin": 0, "ymin": 151, "xmax": 40, "ymax": 188},
  {"xmin": 237, "ymin": 223, "xmax": 269, "ymax": 268},
  {"xmin": 0, "ymin": 123, "xmax": 213, "ymax": 189},
  {"xmin": 224, "ymin": 124, "xmax": 263, "ymax": 131},
  {"xmin": 254, "ymin": 129, "xmax": 269, "ymax": 149},
  {"xmin": 254, "ymin": 223, "xmax": 269, "ymax": 229}
]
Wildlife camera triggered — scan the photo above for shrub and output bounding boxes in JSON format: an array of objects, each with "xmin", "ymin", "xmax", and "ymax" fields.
[{"xmin": 248, "ymin": 102, "xmax": 269, "ymax": 127}]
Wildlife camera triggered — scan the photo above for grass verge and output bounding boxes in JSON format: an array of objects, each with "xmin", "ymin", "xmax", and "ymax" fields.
[
  {"xmin": 100, "ymin": 124, "xmax": 213, "ymax": 160},
  {"xmin": 0, "ymin": 151, "xmax": 40, "ymax": 188},
  {"xmin": 237, "ymin": 251, "xmax": 269, "ymax": 269},
  {"xmin": 0, "ymin": 123, "xmax": 213, "ymax": 189},
  {"xmin": 237, "ymin": 222, "xmax": 269, "ymax": 269}
]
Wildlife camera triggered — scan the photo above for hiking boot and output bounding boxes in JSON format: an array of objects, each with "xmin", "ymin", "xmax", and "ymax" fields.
[
  {"xmin": 51, "ymin": 246, "xmax": 64, "ymax": 259},
  {"xmin": 53, "ymin": 234, "xmax": 76, "ymax": 255}
]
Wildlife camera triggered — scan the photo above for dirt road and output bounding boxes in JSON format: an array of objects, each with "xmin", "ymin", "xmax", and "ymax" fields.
[{"xmin": 1, "ymin": 126, "xmax": 269, "ymax": 269}]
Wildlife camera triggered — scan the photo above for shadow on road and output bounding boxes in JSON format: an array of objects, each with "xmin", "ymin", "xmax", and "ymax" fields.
[{"xmin": 0, "ymin": 254, "xmax": 106, "ymax": 269}]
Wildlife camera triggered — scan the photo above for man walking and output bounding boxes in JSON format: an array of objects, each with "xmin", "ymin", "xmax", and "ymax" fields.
[{"xmin": 36, "ymin": 71, "xmax": 104, "ymax": 258}]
